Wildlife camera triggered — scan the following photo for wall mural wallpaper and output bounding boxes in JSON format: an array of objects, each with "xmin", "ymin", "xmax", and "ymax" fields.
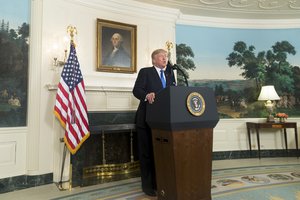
[
  {"xmin": 0, "ymin": 0, "xmax": 29, "ymax": 127},
  {"xmin": 175, "ymin": 25, "xmax": 300, "ymax": 119}
]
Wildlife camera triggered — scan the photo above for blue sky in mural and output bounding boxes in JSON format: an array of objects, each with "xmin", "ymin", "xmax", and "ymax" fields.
[
  {"xmin": 176, "ymin": 25, "xmax": 300, "ymax": 80},
  {"xmin": 0, "ymin": 0, "xmax": 29, "ymax": 29}
]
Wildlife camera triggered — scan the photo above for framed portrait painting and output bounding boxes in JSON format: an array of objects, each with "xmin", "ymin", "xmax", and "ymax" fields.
[{"xmin": 97, "ymin": 18, "xmax": 137, "ymax": 73}]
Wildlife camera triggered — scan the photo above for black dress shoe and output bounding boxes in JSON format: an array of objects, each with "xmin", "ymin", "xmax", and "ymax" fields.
[{"xmin": 143, "ymin": 189, "xmax": 157, "ymax": 197}]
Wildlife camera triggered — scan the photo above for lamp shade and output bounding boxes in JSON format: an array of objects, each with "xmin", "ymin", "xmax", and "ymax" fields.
[{"xmin": 258, "ymin": 85, "xmax": 280, "ymax": 101}]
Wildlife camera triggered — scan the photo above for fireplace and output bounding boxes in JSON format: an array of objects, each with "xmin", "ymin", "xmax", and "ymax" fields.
[{"xmin": 71, "ymin": 111, "xmax": 140, "ymax": 187}]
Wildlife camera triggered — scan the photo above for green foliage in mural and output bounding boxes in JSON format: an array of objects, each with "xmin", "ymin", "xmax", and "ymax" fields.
[
  {"xmin": 0, "ymin": 20, "xmax": 29, "ymax": 127},
  {"xmin": 226, "ymin": 40, "xmax": 299, "ymax": 118},
  {"xmin": 175, "ymin": 43, "xmax": 196, "ymax": 86},
  {"xmin": 227, "ymin": 41, "xmax": 296, "ymax": 94}
]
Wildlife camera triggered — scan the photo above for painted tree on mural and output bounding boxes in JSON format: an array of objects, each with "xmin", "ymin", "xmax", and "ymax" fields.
[
  {"xmin": 227, "ymin": 41, "xmax": 296, "ymax": 95},
  {"xmin": 265, "ymin": 41, "xmax": 296, "ymax": 95},
  {"xmin": 226, "ymin": 40, "xmax": 300, "ymax": 117},
  {"xmin": 292, "ymin": 66, "xmax": 300, "ymax": 103},
  {"xmin": 226, "ymin": 41, "xmax": 265, "ymax": 90},
  {"xmin": 0, "ymin": 20, "xmax": 29, "ymax": 126},
  {"xmin": 175, "ymin": 43, "xmax": 196, "ymax": 86}
]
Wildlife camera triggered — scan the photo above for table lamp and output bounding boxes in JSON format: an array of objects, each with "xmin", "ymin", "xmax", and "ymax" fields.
[{"xmin": 258, "ymin": 85, "xmax": 280, "ymax": 122}]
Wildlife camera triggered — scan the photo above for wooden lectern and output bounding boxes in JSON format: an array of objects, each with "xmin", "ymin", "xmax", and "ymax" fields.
[{"xmin": 146, "ymin": 86, "xmax": 219, "ymax": 200}]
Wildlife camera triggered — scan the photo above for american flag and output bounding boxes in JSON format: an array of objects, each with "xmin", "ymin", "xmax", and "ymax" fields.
[{"xmin": 54, "ymin": 43, "xmax": 90, "ymax": 154}]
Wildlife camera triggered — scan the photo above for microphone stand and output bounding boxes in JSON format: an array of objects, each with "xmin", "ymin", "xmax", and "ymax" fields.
[{"xmin": 167, "ymin": 61, "xmax": 189, "ymax": 87}]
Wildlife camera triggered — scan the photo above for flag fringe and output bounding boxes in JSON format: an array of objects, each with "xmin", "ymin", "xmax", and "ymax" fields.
[
  {"xmin": 64, "ymin": 132, "xmax": 90, "ymax": 155},
  {"xmin": 54, "ymin": 110, "xmax": 66, "ymax": 129}
]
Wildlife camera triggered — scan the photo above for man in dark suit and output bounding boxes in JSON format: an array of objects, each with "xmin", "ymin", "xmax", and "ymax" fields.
[{"xmin": 132, "ymin": 49, "xmax": 176, "ymax": 197}]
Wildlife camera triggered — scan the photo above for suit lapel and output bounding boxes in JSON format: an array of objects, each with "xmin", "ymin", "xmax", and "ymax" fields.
[{"xmin": 151, "ymin": 66, "xmax": 163, "ymax": 90}]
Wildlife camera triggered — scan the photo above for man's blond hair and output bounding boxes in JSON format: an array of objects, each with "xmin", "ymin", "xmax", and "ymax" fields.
[{"xmin": 151, "ymin": 49, "xmax": 167, "ymax": 64}]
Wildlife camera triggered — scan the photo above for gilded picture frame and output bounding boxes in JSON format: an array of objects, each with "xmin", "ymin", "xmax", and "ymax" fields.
[{"xmin": 97, "ymin": 18, "xmax": 137, "ymax": 73}]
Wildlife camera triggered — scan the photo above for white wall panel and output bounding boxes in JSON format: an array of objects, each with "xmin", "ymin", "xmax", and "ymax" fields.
[
  {"xmin": 213, "ymin": 118, "xmax": 300, "ymax": 151},
  {"xmin": 0, "ymin": 128, "xmax": 26, "ymax": 179},
  {"xmin": 0, "ymin": 142, "xmax": 16, "ymax": 166}
]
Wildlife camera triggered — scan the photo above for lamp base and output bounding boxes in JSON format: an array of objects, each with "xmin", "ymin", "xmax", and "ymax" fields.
[{"xmin": 267, "ymin": 115, "xmax": 275, "ymax": 123}]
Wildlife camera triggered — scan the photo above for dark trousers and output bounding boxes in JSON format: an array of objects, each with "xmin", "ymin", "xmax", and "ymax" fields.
[{"xmin": 136, "ymin": 126, "xmax": 156, "ymax": 191}]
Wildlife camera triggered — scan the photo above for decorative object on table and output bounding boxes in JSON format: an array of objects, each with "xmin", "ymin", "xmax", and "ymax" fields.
[
  {"xmin": 276, "ymin": 112, "xmax": 288, "ymax": 122},
  {"xmin": 257, "ymin": 85, "xmax": 280, "ymax": 122}
]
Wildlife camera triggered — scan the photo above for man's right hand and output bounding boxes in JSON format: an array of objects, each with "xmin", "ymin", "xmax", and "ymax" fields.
[{"xmin": 146, "ymin": 92, "xmax": 155, "ymax": 104}]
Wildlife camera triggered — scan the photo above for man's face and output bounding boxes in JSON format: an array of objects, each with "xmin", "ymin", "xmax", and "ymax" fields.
[
  {"xmin": 111, "ymin": 34, "xmax": 121, "ymax": 48},
  {"xmin": 153, "ymin": 52, "xmax": 168, "ymax": 68}
]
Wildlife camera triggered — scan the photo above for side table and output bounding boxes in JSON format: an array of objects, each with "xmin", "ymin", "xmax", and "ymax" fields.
[{"xmin": 246, "ymin": 122, "xmax": 298, "ymax": 159}]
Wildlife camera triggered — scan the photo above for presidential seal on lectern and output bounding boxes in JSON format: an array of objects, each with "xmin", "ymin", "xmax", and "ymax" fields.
[{"xmin": 186, "ymin": 92, "xmax": 205, "ymax": 116}]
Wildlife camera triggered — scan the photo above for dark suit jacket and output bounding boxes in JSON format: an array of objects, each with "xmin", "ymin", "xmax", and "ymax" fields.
[
  {"xmin": 103, "ymin": 46, "xmax": 131, "ymax": 67},
  {"xmin": 132, "ymin": 66, "xmax": 176, "ymax": 128}
]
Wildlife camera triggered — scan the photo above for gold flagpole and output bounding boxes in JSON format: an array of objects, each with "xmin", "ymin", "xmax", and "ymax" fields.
[
  {"xmin": 165, "ymin": 40, "xmax": 173, "ymax": 60},
  {"xmin": 67, "ymin": 25, "xmax": 77, "ymax": 190},
  {"xmin": 67, "ymin": 25, "xmax": 77, "ymax": 46}
]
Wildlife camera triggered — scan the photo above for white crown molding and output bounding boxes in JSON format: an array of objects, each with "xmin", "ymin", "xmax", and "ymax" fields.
[
  {"xmin": 177, "ymin": 14, "xmax": 300, "ymax": 29},
  {"xmin": 65, "ymin": 0, "xmax": 300, "ymax": 28},
  {"xmin": 133, "ymin": 0, "xmax": 300, "ymax": 20},
  {"xmin": 63, "ymin": 0, "xmax": 180, "ymax": 23}
]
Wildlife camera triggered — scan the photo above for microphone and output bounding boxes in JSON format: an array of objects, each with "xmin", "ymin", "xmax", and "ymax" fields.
[
  {"xmin": 167, "ymin": 61, "xmax": 189, "ymax": 87},
  {"xmin": 167, "ymin": 61, "xmax": 177, "ymax": 70}
]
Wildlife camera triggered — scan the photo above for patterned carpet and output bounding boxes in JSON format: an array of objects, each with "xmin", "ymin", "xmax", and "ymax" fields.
[
  {"xmin": 212, "ymin": 164, "xmax": 300, "ymax": 200},
  {"xmin": 52, "ymin": 164, "xmax": 300, "ymax": 200}
]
